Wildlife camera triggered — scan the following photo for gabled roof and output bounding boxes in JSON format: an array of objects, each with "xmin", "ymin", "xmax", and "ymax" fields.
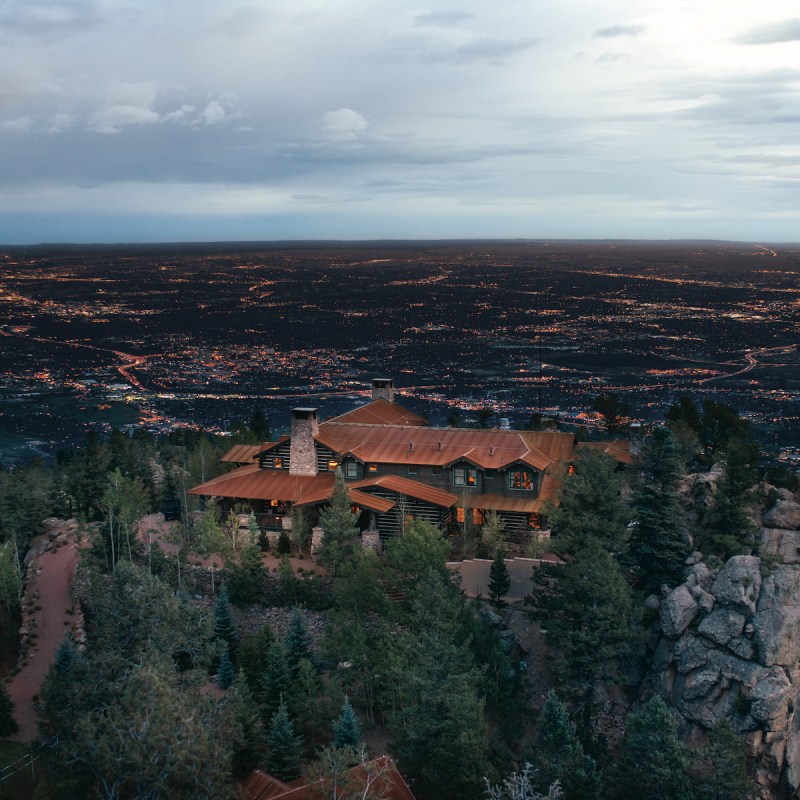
[
  {"xmin": 188, "ymin": 465, "xmax": 334, "ymax": 502},
  {"xmin": 256, "ymin": 435, "xmax": 290, "ymax": 455},
  {"xmin": 350, "ymin": 474, "xmax": 459, "ymax": 508},
  {"xmin": 325, "ymin": 397, "xmax": 427, "ymax": 427},
  {"xmin": 467, "ymin": 492, "xmax": 545, "ymax": 513},
  {"xmin": 220, "ymin": 444, "xmax": 261, "ymax": 463},
  {"xmin": 295, "ymin": 487, "xmax": 396, "ymax": 514},
  {"xmin": 577, "ymin": 438, "xmax": 634, "ymax": 464},
  {"xmin": 315, "ymin": 423, "xmax": 576, "ymax": 471},
  {"xmin": 241, "ymin": 757, "xmax": 416, "ymax": 800}
]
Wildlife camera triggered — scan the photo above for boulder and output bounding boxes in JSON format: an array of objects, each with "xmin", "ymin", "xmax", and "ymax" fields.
[
  {"xmin": 757, "ymin": 566, "xmax": 800, "ymax": 611},
  {"xmin": 674, "ymin": 635, "xmax": 708, "ymax": 674},
  {"xmin": 764, "ymin": 500, "xmax": 800, "ymax": 530},
  {"xmin": 728, "ymin": 637, "xmax": 755, "ymax": 660},
  {"xmin": 710, "ymin": 556, "xmax": 761, "ymax": 616},
  {"xmin": 660, "ymin": 585, "xmax": 699, "ymax": 638},
  {"xmin": 760, "ymin": 528, "xmax": 800, "ymax": 564},
  {"xmin": 645, "ymin": 593, "xmax": 661, "ymax": 611},
  {"xmin": 750, "ymin": 670, "xmax": 792, "ymax": 731},
  {"xmin": 697, "ymin": 608, "xmax": 746, "ymax": 647},
  {"xmin": 753, "ymin": 606, "xmax": 800, "ymax": 667}
]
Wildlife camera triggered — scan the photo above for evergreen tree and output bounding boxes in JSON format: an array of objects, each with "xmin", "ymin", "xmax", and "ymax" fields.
[
  {"xmin": 701, "ymin": 400, "xmax": 750, "ymax": 455},
  {"xmin": 229, "ymin": 669, "xmax": 264, "ymax": 778},
  {"xmin": 489, "ymin": 547, "xmax": 511, "ymax": 606},
  {"xmin": 277, "ymin": 529, "xmax": 292, "ymax": 555},
  {"xmin": 529, "ymin": 539, "xmax": 641, "ymax": 693},
  {"xmin": 386, "ymin": 570, "xmax": 490, "ymax": 799},
  {"xmin": 317, "ymin": 468, "xmax": 360, "ymax": 575},
  {"xmin": 250, "ymin": 410, "xmax": 271, "ymax": 442},
  {"xmin": 228, "ymin": 539, "xmax": 266, "ymax": 605},
  {"xmin": 213, "ymin": 586, "xmax": 237, "ymax": 652},
  {"xmin": 332, "ymin": 696, "xmax": 362, "ymax": 749},
  {"xmin": 593, "ymin": 392, "xmax": 630, "ymax": 436},
  {"xmin": 666, "ymin": 396, "xmax": 702, "ymax": 436},
  {"xmin": 611, "ymin": 696, "xmax": 692, "ymax": 800},
  {"xmin": 689, "ymin": 719, "xmax": 756, "ymax": 800},
  {"xmin": 265, "ymin": 695, "xmax": 302, "ymax": 782},
  {"xmin": 0, "ymin": 679, "xmax": 19, "ymax": 736},
  {"xmin": 631, "ymin": 427, "xmax": 691, "ymax": 591},
  {"xmin": 261, "ymin": 639, "xmax": 292, "ymax": 721},
  {"xmin": 384, "ymin": 518, "xmax": 451, "ymax": 597},
  {"xmin": 238, "ymin": 624, "xmax": 274, "ymax": 698},
  {"xmin": 706, "ymin": 437, "xmax": 759, "ymax": 558},
  {"xmin": 285, "ymin": 608, "xmax": 313, "ymax": 673},
  {"xmin": 533, "ymin": 690, "xmax": 599, "ymax": 800},
  {"xmin": 217, "ymin": 645, "xmax": 235, "ymax": 689},
  {"xmin": 548, "ymin": 449, "xmax": 629, "ymax": 556}
]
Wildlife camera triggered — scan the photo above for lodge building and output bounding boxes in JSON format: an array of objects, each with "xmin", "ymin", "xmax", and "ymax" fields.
[{"xmin": 189, "ymin": 379, "xmax": 630, "ymax": 543}]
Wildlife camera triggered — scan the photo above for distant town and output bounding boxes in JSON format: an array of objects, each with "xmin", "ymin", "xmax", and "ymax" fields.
[{"xmin": 0, "ymin": 240, "xmax": 798, "ymax": 464}]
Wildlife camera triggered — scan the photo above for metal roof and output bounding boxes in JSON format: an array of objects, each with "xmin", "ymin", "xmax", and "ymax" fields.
[
  {"xmin": 294, "ymin": 486, "xmax": 396, "ymax": 514},
  {"xmin": 220, "ymin": 444, "xmax": 261, "ymax": 463},
  {"xmin": 350, "ymin": 474, "xmax": 459, "ymax": 508},
  {"xmin": 189, "ymin": 466, "xmax": 334, "ymax": 502},
  {"xmin": 324, "ymin": 398, "xmax": 427, "ymax": 427}
]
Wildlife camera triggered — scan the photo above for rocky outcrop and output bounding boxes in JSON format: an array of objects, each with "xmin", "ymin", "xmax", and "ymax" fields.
[
  {"xmin": 764, "ymin": 499, "xmax": 800, "ymax": 531},
  {"xmin": 648, "ymin": 550, "xmax": 800, "ymax": 799}
]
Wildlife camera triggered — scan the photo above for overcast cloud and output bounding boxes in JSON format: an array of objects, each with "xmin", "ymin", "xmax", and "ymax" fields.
[{"xmin": 1, "ymin": 0, "xmax": 799, "ymax": 242}]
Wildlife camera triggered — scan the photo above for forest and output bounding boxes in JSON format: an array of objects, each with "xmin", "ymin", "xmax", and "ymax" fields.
[{"xmin": 1, "ymin": 398, "xmax": 798, "ymax": 800}]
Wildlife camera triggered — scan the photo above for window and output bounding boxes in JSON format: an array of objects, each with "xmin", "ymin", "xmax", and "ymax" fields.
[
  {"xmin": 408, "ymin": 464, "xmax": 418, "ymax": 475},
  {"xmin": 452, "ymin": 466, "xmax": 477, "ymax": 487},
  {"xmin": 368, "ymin": 463, "xmax": 378, "ymax": 473},
  {"xmin": 456, "ymin": 507, "xmax": 465, "ymax": 523},
  {"xmin": 270, "ymin": 499, "xmax": 279, "ymax": 507},
  {"xmin": 528, "ymin": 512, "xmax": 541, "ymax": 529},
  {"xmin": 431, "ymin": 465, "xmax": 442, "ymax": 475},
  {"xmin": 484, "ymin": 469, "xmax": 496, "ymax": 479},
  {"xmin": 273, "ymin": 456, "xmax": 284, "ymax": 469},
  {"xmin": 508, "ymin": 469, "xmax": 534, "ymax": 491},
  {"xmin": 328, "ymin": 459, "xmax": 339, "ymax": 471},
  {"xmin": 345, "ymin": 461, "xmax": 358, "ymax": 479},
  {"xmin": 472, "ymin": 508, "xmax": 484, "ymax": 526},
  {"xmin": 567, "ymin": 464, "xmax": 576, "ymax": 477}
]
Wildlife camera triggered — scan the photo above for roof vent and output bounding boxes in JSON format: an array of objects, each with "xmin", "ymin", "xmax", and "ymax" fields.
[
  {"xmin": 499, "ymin": 417, "xmax": 511, "ymax": 430},
  {"xmin": 409, "ymin": 441, "xmax": 414, "ymax": 452},
  {"xmin": 437, "ymin": 441, "xmax": 443, "ymax": 451},
  {"xmin": 489, "ymin": 445, "xmax": 495, "ymax": 456}
]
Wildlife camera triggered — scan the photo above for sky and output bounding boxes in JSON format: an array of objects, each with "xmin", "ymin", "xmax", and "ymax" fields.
[{"xmin": 1, "ymin": 0, "xmax": 800, "ymax": 243}]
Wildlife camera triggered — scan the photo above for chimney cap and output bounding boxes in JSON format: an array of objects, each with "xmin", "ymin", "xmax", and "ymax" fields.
[
  {"xmin": 292, "ymin": 407, "xmax": 318, "ymax": 416},
  {"xmin": 372, "ymin": 377, "xmax": 393, "ymax": 385}
]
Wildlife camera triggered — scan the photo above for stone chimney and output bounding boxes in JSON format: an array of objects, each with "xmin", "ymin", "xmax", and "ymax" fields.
[
  {"xmin": 371, "ymin": 378, "xmax": 394, "ymax": 403},
  {"xmin": 289, "ymin": 408, "xmax": 319, "ymax": 476}
]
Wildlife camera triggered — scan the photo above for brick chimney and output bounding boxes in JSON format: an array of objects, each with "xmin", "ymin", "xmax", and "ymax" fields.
[
  {"xmin": 372, "ymin": 378, "xmax": 394, "ymax": 403},
  {"xmin": 289, "ymin": 408, "xmax": 319, "ymax": 476}
]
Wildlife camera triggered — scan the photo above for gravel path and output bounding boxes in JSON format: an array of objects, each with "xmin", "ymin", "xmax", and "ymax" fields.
[{"xmin": 6, "ymin": 538, "xmax": 80, "ymax": 742}]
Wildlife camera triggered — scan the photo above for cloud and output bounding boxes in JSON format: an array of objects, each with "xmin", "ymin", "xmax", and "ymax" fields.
[
  {"xmin": 322, "ymin": 108, "xmax": 369, "ymax": 142},
  {"xmin": 593, "ymin": 24, "xmax": 645, "ymax": 39},
  {"xmin": 1, "ymin": 117, "xmax": 31, "ymax": 132},
  {"xmin": 414, "ymin": 11, "xmax": 471, "ymax": 28},
  {"xmin": 199, "ymin": 101, "xmax": 227, "ymax": 126},
  {"xmin": 424, "ymin": 37, "xmax": 537, "ymax": 64},
  {"xmin": 46, "ymin": 113, "xmax": 73, "ymax": 133},
  {"xmin": 0, "ymin": 0, "xmax": 101, "ymax": 38},
  {"xmin": 163, "ymin": 104, "xmax": 196, "ymax": 124},
  {"xmin": 88, "ymin": 104, "xmax": 160, "ymax": 134},
  {"xmin": 736, "ymin": 18, "xmax": 800, "ymax": 45}
]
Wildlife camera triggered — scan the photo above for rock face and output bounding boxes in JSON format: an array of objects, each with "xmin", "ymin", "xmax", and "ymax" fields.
[
  {"xmin": 648, "ymin": 555, "xmax": 800, "ymax": 799},
  {"xmin": 764, "ymin": 500, "xmax": 800, "ymax": 531}
]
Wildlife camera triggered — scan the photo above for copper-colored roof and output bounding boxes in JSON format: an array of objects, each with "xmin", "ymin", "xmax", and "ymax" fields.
[
  {"xmin": 189, "ymin": 466, "xmax": 334, "ymax": 503},
  {"xmin": 316, "ymin": 423, "xmax": 577, "ymax": 471},
  {"xmin": 220, "ymin": 444, "xmax": 261, "ymax": 463},
  {"xmin": 350, "ymin": 474, "xmax": 459, "ymax": 508},
  {"xmin": 577, "ymin": 439, "xmax": 634, "ymax": 464},
  {"xmin": 326, "ymin": 398, "xmax": 427, "ymax": 427},
  {"xmin": 294, "ymin": 486, "xmax": 396, "ymax": 514},
  {"xmin": 466, "ymin": 492, "xmax": 544, "ymax": 513},
  {"xmin": 256, "ymin": 435, "xmax": 290, "ymax": 455},
  {"xmin": 241, "ymin": 757, "xmax": 416, "ymax": 800}
]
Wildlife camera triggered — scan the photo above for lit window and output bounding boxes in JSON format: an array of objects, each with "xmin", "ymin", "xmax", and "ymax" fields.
[
  {"xmin": 472, "ymin": 508, "xmax": 484, "ymax": 525},
  {"xmin": 328, "ymin": 459, "xmax": 339, "ymax": 471},
  {"xmin": 508, "ymin": 469, "xmax": 534, "ymax": 491},
  {"xmin": 345, "ymin": 461, "xmax": 358, "ymax": 479},
  {"xmin": 368, "ymin": 463, "xmax": 378, "ymax": 473},
  {"xmin": 456, "ymin": 507, "xmax": 465, "ymax": 523},
  {"xmin": 270, "ymin": 499, "xmax": 279, "ymax": 507},
  {"xmin": 528, "ymin": 513, "xmax": 541, "ymax": 529},
  {"xmin": 453, "ymin": 466, "xmax": 477, "ymax": 486},
  {"xmin": 567, "ymin": 464, "xmax": 576, "ymax": 477},
  {"xmin": 273, "ymin": 456, "xmax": 283, "ymax": 469}
]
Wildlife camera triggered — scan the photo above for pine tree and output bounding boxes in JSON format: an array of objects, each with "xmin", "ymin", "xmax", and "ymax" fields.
[
  {"xmin": 277, "ymin": 529, "xmax": 292, "ymax": 555},
  {"xmin": 285, "ymin": 608, "xmax": 313, "ymax": 673},
  {"xmin": 548, "ymin": 449, "xmax": 630, "ymax": 556},
  {"xmin": 217, "ymin": 645, "xmax": 235, "ymax": 689},
  {"xmin": 689, "ymin": 719, "xmax": 756, "ymax": 800},
  {"xmin": 265, "ymin": 695, "xmax": 302, "ymax": 782},
  {"xmin": 228, "ymin": 539, "xmax": 266, "ymax": 604},
  {"xmin": 529, "ymin": 539, "xmax": 641, "ymax": 693},
  {"xmin": 593, "ymin": 392, "xmax": 630, "ymax": 436},
  {"xmin": 0, "ymin": 680, "xmax": 19, "ymax": 736},
  {"xmin": 333, "ymin": 696, "xmax": 362, "ymax": 749},
  {"xmin": 533, "ymin": 690, "xmax": 599, "ymax": 800},
  {"xmin": 631, "ymin": 427, "xmax": 691, "ymax": 591},
  {"xmin": 229, "ymin": 669, "xmax": 264, "ymax": 778},
  {"xmin": 238, "ymin": 624, "xmax": 274, "ymax": 698},
  {"xmin": 611, "ymin": 696, "xmax": 692, "ymax": 800},
  {"xmin": 213, "ymin": 586, "xmax": 237, "ymax": 652},
  {"xmin": 317, "ymin": 468, "xmax": 360, "ymax": 575},
  {"xmin": 261, "ymin": 639, "xmax": 292, "ymax": 721},
  {"xmin": 489, "ymin": 547, "xmax": 511, "ymax": 606}
]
